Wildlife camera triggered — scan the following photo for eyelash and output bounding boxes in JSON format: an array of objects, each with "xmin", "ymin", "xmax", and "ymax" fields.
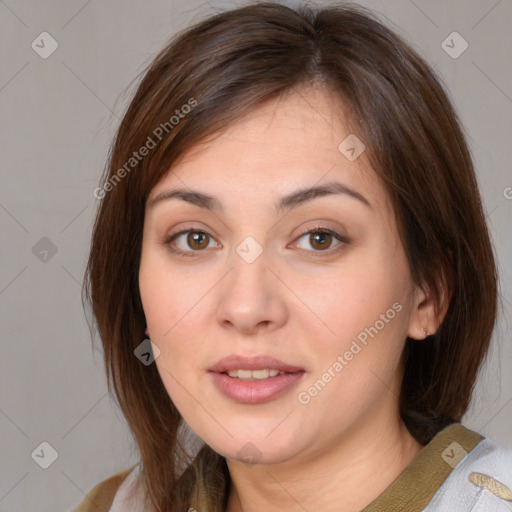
[{"xmin": 162, "ymin": 225, "xmax": 349, "ymax": 259}]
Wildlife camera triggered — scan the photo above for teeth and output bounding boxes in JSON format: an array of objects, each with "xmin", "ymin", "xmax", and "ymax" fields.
[{"xmin": 226, "ymin": 369, "xmax": 285, "ymax": 380}]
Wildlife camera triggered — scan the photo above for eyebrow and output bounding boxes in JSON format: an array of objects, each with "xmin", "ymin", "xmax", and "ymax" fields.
[{"xmin": 148, "ymin": 180, "xmax": 372, "ymax": 214}]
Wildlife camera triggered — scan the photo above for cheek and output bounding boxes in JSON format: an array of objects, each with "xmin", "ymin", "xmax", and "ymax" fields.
[
  {"xmin": 139, "ymin": 252, "xmax": 213, "ymax": 400},
  {"xmin": 298, "ymin": 279, "xmax": 407, "ymax": 430},
  {"xmin": 320, "ymin": 267, "xmax": 405, "ymax": 341},
  {"xmin": 139, "ymin": 247, "xmax": 203, "ymax": 339},
  {"xmin": 307, "ymin": 247, "xmax": 410, "ymax": 386},
  {"xmin": 151, "ymin": 323, "xmax": 205, "ymax": 420}
]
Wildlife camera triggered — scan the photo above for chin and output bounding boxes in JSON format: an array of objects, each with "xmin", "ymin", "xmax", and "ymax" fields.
[{"xmin": 203, "ymin": 432, "xmax": 305, "ymax": 467}]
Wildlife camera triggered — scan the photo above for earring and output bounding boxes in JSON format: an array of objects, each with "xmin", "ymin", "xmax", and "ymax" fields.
[{"xmin": 423, "ymin": 327, "xmax": 430, "ymax": 338}]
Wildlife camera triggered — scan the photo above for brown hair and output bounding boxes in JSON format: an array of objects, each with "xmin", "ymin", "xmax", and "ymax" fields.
[{"xmin": 83, "ymin": 2, "xmax": 499, "ymax": 511}]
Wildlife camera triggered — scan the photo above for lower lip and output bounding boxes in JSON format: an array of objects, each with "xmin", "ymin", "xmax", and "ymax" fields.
[{"xmin": 210, "ymin": 371, "xmax": 305, "ymax": 404}]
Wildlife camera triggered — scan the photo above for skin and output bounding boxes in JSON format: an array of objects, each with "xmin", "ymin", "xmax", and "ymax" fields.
[{"xmin": 138, "ymin": 83, "xmax": 448, "ymax": 512}]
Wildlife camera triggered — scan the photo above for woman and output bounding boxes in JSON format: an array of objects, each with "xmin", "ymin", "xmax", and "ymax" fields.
[{"xmin": 75, "ymin": 2, "xmax": 512, "ymax": 511}]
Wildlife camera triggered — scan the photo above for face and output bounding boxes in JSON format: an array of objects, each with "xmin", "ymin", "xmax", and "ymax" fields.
[{"xmin": 138, "ymin": 84, "xmax": 428, "ymax": 466}]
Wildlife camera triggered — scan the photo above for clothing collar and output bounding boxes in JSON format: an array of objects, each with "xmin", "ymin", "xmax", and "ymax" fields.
[{"xmin": 362, "ymin": 423, "xmax": 484, "ymax": 511}]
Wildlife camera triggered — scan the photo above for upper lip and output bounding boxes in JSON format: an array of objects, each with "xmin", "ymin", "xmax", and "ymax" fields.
[{"xmin": 209, "ymin": 355, "xmax": 305, "ymax": 373}]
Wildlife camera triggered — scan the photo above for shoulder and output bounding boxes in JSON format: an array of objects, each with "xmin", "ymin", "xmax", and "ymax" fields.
[
  {"xmin": 462, "ymin": 435, "xmax": 512, "ymax": 489},
  {"xmin": 70, "ymin": 464, "xmax": 139, "ymax": 512},
  {"xmin": 457, "ymin": 434, "xmax": 512, "ymax": 486},
  {"xmin": 424, "ymin": 429, "xmax": 512, "ymax": 511}
]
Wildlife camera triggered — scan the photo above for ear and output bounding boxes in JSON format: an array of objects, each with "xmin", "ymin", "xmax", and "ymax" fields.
[{"xmin": 407, "ymin": 279, "xmax": 452, "ymax": 340}]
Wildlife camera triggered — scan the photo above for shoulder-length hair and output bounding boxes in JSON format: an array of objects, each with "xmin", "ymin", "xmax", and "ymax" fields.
[{"xmin": 83, "ymin": 2, "xmax": 498, "ymax": 511}]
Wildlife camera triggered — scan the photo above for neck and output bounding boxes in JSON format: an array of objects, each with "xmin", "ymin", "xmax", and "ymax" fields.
[{"xmin": 225, "ymin": 412, "xmax": 423, "ymax": 512}]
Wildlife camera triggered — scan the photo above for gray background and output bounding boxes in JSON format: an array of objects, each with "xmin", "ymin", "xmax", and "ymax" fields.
[{"xmin": 0, "ymin": 0, "xmax": 511, "ymax": 511}]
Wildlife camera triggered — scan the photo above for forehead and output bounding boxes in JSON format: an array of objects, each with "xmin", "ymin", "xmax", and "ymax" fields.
[{"xmin": 148, "ymin": 85, "xmax": 386, "ymax": 212}]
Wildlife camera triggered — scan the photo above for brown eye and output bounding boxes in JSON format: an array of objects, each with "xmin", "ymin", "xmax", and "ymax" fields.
[
  {"xmin": 164, "ymin": 230, "xmax": 216, "ymax": 256},
  {"xmin": 295, "ymin": 228, "xmax": 345, "ymax": 253}
]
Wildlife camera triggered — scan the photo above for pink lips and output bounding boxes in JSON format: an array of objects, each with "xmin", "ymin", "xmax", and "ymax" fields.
[{"xmin": 209, "ymin": 354, "xmax": 306, "ymax": 404}]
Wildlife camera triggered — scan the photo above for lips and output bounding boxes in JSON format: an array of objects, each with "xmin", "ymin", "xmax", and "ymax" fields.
[
  {"xmin": 208, "ymin": 355, "xmax": 306, "ymax": 404},
  {"xmin": 208, "ymin": 354, "xmax": 305, "ymax": 374}
]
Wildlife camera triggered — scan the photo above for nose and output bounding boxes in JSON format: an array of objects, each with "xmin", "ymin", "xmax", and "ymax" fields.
[{"xmin": 215, "ymin": 247, "xmax": 288, "ymax": 336}]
